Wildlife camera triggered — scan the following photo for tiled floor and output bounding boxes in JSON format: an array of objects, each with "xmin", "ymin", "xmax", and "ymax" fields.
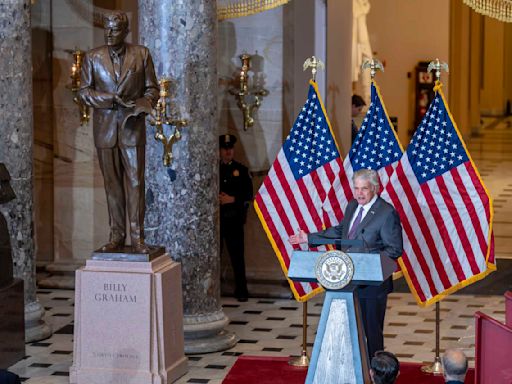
[
  {"xmin": 7, "ymin": 289, "xmax": 508, "ymax": 384},
  {"xmin": 8, "ymin": 116, "xmax": 512, "ymax": 383}
]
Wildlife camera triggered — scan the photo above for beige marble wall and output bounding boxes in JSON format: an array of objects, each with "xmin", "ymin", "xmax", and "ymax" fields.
[
  {"xmin": 217, "ymin": 6, "xmax": 287, "ymax": 285},
  {"xmin": 481, "ymin": 17, "xmax": 506, "ymax": 116},
  {"xmin": 51, "ymin": 0, "xmax": 108, "ymax": 265},
  {"xmin": 449, "ymin": 0, "xmax": 471, "ymax": 138}
]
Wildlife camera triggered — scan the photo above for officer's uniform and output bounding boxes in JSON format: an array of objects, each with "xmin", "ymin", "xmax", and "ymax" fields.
[{"xmin": 219, "ymin": 135, "xmax": 253, "ymax": 300}]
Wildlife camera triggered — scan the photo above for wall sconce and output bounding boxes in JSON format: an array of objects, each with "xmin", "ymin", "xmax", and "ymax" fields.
[
  {"xmin": 67, "ymin": 49, "xmax": 90, "ymax": 125},
  {"xmin": 229, "ymin": 53, "xmax": 268, "ymax": 131},
  {"xmin": 148, "ymin": 78, "xmax": 189, "ymax": 167}
]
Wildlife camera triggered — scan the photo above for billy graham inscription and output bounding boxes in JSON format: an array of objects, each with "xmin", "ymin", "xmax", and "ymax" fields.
[{"xmin": 94, "ymin": 283, "xmax": 137, "ymax": 303}]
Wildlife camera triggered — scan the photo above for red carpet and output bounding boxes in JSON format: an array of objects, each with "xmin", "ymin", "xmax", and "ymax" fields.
[{"xmin": 222, "ymin": 356, "xmax": 475, "ymax": 383}]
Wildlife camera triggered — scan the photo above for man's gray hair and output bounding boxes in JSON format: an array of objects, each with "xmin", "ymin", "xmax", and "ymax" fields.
[
  {"xmin": 442, "ymin": 348, "xmax": 468, "ymax": 382},
  {"xmin": 103, "ymin": 11, "xmax": 129, "ymax": 30},
  {"xmin": 353, "ymin": 169, "xmax": 380, "ymax": 191}
]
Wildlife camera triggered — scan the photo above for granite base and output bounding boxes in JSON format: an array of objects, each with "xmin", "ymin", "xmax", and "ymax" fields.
[{"xmin": 70, "ymin": 254, "xmax": 187, "ymax": 384}]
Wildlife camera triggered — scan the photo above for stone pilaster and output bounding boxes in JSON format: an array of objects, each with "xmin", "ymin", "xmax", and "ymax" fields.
[
  {"xmin": 0, "ymin": 0, "xmax": 51, "ymax": 342},
  {"xmin": 139, "ymin": 1, "xmax": 237, "ymax": 353}
]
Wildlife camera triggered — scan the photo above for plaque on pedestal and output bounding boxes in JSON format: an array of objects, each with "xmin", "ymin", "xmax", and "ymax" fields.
[{"xmin": 70, "ymin": 254, "xmax": 187, "ymax": 384}]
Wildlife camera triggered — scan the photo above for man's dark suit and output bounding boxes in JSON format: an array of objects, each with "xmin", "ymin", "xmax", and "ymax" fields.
[
  {"xmin": 79, "ymin": 43, "xmax": 159, "ymax": 246},
  {"xmin": 308, "ymin": 196, "xmax": 403, "ymax": 358}
]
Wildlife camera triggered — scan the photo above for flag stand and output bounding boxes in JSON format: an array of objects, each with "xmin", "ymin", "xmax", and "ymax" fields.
[
  {"xmin": 420, "ymin": 302, "xmax": 444, "ymax": 375},
  {"xmin": 288, "ymin": 301, "xmax": 310, "ymax": 367},
  {"xmin": 420, "ymin": 58, "xmax": 447, "ymax": 376}
]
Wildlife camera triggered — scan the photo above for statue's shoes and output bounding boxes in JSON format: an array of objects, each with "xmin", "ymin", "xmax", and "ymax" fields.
[
  {"xmin": 100, "ymin": 241, "xmax": 123, "ymax": 252},
  {"xmin": 132, "ymin": 243, "xmax": 150, "ymax": 254}
]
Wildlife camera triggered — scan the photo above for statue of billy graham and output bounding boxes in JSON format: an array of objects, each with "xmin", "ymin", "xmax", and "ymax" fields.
[{"xmin": 79, "ymin": 11, "xmax": 159, "ymax": 254}]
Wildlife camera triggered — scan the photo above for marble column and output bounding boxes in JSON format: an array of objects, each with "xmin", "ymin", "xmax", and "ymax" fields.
[
  {"xmin": 139, "ymin": 1, "xmax": 237, "ymax": 353},
  {"xmin": 0, "ymin": 0, "xmax": 52, "ymax": 342}
]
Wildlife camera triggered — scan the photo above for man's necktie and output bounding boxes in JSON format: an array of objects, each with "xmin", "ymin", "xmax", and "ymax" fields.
[
  {"xmin": 347, "ymin": 207, "xmax": 364, "ymax": 239},
  {"xmin": 112, "ymin": 53, "xmax": 121, "ymax": 80}
]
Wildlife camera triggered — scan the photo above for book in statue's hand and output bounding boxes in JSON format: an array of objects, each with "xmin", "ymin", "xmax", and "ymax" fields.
[{"xmin": 121, "ymin": 98, "xmax": 153, "ymax": 129}]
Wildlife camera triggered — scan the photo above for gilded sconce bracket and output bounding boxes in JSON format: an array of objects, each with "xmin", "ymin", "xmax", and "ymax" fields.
[
  {"xmin": 67, "ymin": 48, "xmax": 90, "ymax": 125},
  {"xmin": 148, "ymin": 78, "xmax": 189, "ymax": 167},
  {"xmin": 229, "ymin": 53, "xmax": 268, "ymax": 131}
]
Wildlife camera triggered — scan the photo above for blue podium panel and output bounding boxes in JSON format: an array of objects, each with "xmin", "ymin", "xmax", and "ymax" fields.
[
  {"xmin": 306, "ymin": 290, "xmax": 369, "ymax": 384},
  {"xmin": 288, "ymin": 251, "xmax": 396, "ymax": 284}
]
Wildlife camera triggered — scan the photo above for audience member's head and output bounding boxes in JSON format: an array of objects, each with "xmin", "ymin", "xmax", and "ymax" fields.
[
  {"xmin": 352, "ymin": 94, "xmax": 366, "ymax": 117},
  {"xmin": 442, "ymin": 348, "xmax": 468, "ymax": 383},
  {"xmin": 370, "ymin": 351, "xmax": 400, "ymax": 384}
]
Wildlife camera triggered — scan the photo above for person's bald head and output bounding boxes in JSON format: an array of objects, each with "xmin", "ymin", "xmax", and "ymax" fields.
[{"xmin": 442, "ymin": 349, "xmax": 468, "ymax": 382}]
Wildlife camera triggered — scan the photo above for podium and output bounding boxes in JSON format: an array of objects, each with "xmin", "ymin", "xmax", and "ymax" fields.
[{"xmin": 288, "ymin": 250, "xmax": 396, "ymax": 384}]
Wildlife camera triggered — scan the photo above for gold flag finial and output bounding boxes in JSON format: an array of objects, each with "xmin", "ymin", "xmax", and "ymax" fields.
[
  {"xmin": 303, "ymin": 56, "xmax": 325, "ymax": 82},
  {"xmin": 427, "ymin": 58, "xmax": 449, "ymax": 82},
  {"xmin": 361, "ymin": 58, "xmax": 384, "ymax": 79}
]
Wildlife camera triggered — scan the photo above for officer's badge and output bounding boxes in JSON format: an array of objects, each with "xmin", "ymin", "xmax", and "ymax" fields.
[{"xmin": 233, "ymin": 170, "xmax": 240, "ymax": 177}]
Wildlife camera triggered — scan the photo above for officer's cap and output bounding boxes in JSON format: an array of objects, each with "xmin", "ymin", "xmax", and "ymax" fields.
[{"xmin": 219, "ymin": 134, "xmax": 237, "ymax": 149}]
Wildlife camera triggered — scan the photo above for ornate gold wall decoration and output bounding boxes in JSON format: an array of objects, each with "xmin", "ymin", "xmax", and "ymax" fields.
[
  {"xmin": 463, "ymin": 0, "xmax": 512, "ymax": 22},
  {"xmin": 217, "ymin": 0, "xmax": 291, "ymax": 20},
  {"xmin": 63, "ymin": 0, "xmax": 292, "ymax": 23}
]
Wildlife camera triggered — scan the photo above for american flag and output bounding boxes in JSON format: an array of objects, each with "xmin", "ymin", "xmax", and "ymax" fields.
[
  {"xmin": 381, "ymin": 82, "xmax": 496, "ymax": 307},
  {"xmin": 254, "ymin": 81, "xmax": 344, "ymax": 301},
  {"xmin": 343, "ymin": 80, "xmax": 404, "ymax": 201},
  {"xmin": 344, "ymin": 80, "xmax": 404, "ymax": 277}
]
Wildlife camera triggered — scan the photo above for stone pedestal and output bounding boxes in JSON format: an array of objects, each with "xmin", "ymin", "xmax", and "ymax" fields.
[
  {"xmin": 70, "ymin": 255, "xmax": 187, "ymax": 384},
  {"xmin": 0, "ymin": 279, "xmax": 25, "ymax": 369}
]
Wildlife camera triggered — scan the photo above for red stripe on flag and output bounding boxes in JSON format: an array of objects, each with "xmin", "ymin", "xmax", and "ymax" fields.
[
  {"xmin": 340, "ymin": 159, "xmax": 353, "ymax": 200},
  {"xmin": 464, "ymin": 162, "xmax": 491, "ymax": 222},
  {"xmin": 272, "ymin": 161, "xmax": 310, "ymax": 232},
  {"xmin": 464, "ymin": 162, "xmax": 494, "ymax": 265},
  {"xmin": 451, "ymin": 166, "xmax": 489, "ymax": 260},
  {"xmin": 385, "ymin": 182, "xmax": 432, "ymax": 302},
  {"xmin": 324, "ymin": 162, "xmax": 343, "ymax": 220},
  {"xmin": 420, "ymin": 181, "xmax": 467, "ymax": 281},
  {"xmin": 255, "ymin": 194, "xmax": 307, "ymax": 297},
  {"xmin": 384, "ymin": 163, "xmax": 394, "ymax": 178},
  {"xmin": 310, "ymin": 170, "xmax": 331, "ymax": 227},
  {"xmin": 435, "ymin": 174, "xmax": 480, "ymax": 276},
  {"xmin": 296, "ymin": 179, "xmax": 324, "ymax": 230},
  {"xmin": 396, "ymin": 163, "xmax": 452, "ymax": 289},
  {"xmin": 401, "ymin": 250, "xmax": 427, "ymax": 303},
  {"xmin": 489, "ymin": 232, "xmax": 495, "ymax": 264},
  {"xmin": 262, "ymin": 177, "xmax": 295, "ymax": 240}
]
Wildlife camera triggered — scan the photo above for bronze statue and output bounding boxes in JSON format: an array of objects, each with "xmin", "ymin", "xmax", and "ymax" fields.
[
  {"xmin": 0, "ymin": 163, "xmax": 16, "ymax": 287},
  {"xmin": 79, "ymin": 11, "xmax": 159, "ymax": 254}
]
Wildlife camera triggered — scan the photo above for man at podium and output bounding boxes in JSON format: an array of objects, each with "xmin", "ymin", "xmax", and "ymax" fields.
[{"xmin": 289, "ymin": 169, "xmax": 403, "ymax": 358}]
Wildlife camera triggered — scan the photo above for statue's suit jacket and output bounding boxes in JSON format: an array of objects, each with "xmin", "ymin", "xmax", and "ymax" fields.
[
  {"xmin": 308, "ymin": 196, "xmax": 403, "ymax": 298},
  {"xmin": 79, "ymin": 44, "xmax": 159, "ymax": 148}
]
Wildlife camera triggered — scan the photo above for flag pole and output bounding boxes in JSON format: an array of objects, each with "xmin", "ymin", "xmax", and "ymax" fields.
[
  {"xmin": 421, "ymin": 302, "xmax": 443, "ymax": 374},
  {"xmin": 288, "ymin": 57, "xmax": 327, "ymax": 368},
  {"xmin": 289, "ymin": 301, "xmax": 310, "ymax": 367},
  {"xmin": 420, "ymin": 59, "xmax": 449, "ymax": 376}
]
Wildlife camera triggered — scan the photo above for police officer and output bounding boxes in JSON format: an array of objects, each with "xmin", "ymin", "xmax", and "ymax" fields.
[{"xmin": 219, "ymin": 134, "xmax": 253, "ymax": 302}]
